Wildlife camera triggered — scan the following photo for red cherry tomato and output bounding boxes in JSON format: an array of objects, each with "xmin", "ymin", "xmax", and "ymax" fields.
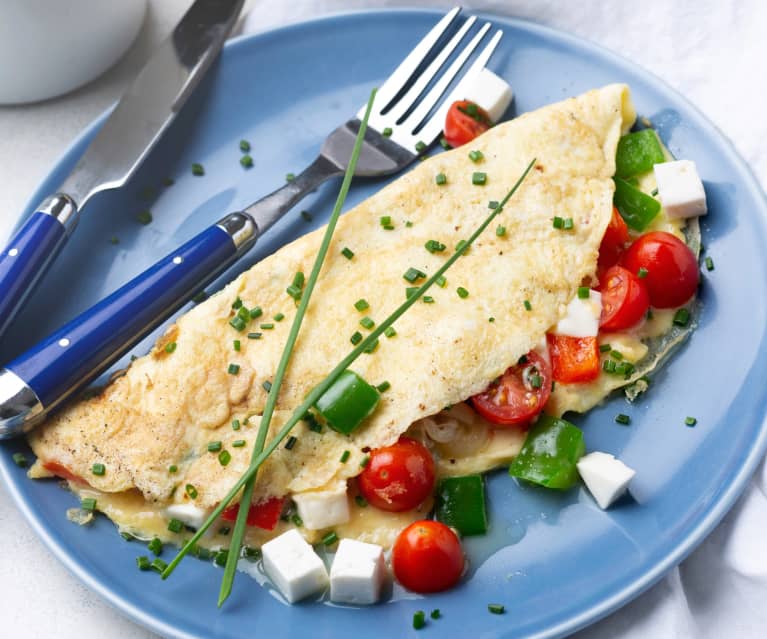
[
  {"xmin": 598, "ymin": 207, "xmax": 630, "ymax": 276},
  {"xmin": 43, "ymin": 460, "xmax": 86, "ymax": 484},
  {"xmin": 546, "ymin": 334, "xmax": 600, "ymax": 384},
  {"xmin": 443, "ymin": 100, "xmax": 492, "ymax": 147},
  {"xmin": 599, "ymin": 265, "xmax": 650, "ymax": 331},
  {"xmin": 221, "ymin": 496, "xmax": 286, "ymax": 531},
  {"xmin": 621, "ymin": 231, "xmax": 699, "ymax": 308},
  {"xmin": 392, "ymin": 520, "xmax": 464, "ymax": 593},
  {"xmin": 470, "ymin": 350, "xmax": 552, "ymax": 426},
  {"xmin": 357, "ymin": 438, "xmax": 435, "ymax": 512}
]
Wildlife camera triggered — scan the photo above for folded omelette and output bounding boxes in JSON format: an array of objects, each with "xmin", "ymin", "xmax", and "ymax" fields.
[{"xmin": 28, "ymin": 84, "xmax": 636, "ymax": 544}]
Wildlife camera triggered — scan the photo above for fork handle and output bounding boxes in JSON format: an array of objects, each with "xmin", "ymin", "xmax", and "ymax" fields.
[{"xmin": 244, "ymin": 155, "xmax": 343, "ymax": 232}]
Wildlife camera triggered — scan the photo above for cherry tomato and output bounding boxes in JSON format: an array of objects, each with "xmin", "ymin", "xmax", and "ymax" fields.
[
  {"xmin": 599, "ymin": 265, "xmax": 650, "ymax": 331},
  {"xmin": 597, "ymin": 207, "xmax": 630, "ymax": 276},
  {"xmin": 621, "ymin": 231, "xmax": 699, "ymax": 308},
  {"xmin": 546, "ymin": 334, "xmax": 600, "ymax": 384},
  {"xmin": 470, "ymin": 350, "xmax": 552, "ymax": 426},
  {"xmin": 43, "ymin": 460, "xmax": 85, "ymax": 484},
  {"xmin": 357, "ymin": 438, "xmax": 435, "ymax": 512},
  {"xmin": 443, "ymin": 100, "xmax": 492, "ymax": 147},
  {"xmin": 392, "ymin": 520, "xmax": 464, "ymax": 593},
  {"xmin": 221, "ymin": 496, "xmax": 286, "ymax": 530}
]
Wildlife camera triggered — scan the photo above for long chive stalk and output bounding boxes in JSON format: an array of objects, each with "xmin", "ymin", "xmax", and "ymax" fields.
[
  {"xmin": 217, "ymin": 89, "xmax": 378, "ymax": 606},
  {"xmin": 163, "ymin": 158, "xmax": 537, "ymax": 582}
]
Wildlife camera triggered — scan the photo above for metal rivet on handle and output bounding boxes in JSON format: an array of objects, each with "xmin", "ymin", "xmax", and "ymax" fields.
[
  {"xmin": 58, "ymin": 338, "xmax": 70, "ymax": 347},
  {"xmin": 172, "ymin": 256, "xmax": 183, "ymax": 265},
  {"xmin": 8, "ymin": 248, "xmax": 18, "ymax": 257}
]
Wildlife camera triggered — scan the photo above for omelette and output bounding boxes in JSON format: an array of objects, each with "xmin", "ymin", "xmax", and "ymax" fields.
[{"xmin": 26, "ymin": 84, "xmax": 695, "ymax": 550}]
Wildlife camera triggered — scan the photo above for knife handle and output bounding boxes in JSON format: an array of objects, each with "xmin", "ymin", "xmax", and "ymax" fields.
[
  {"xmin": 0, "ymin": 195, "xmax": 79, "ymax": 338},
  {"xmin": 0, "ymin": 212, "xmax": 257, "ymax": 439}
]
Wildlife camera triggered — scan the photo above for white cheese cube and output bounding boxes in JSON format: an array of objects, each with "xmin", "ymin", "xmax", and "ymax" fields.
[
  {"xmin": 653, "ymin": 160, "xmax": 707, "ymax": 219},
  {"xmin": 553, "ymin": 290, "xmax": 602, "ymax": 338},
  {"xmin": 292, "ymin": 481, "xmax": 350, "ymax": 530},
  {"xmin": 262, "ymin": 529, "xmax": 329, "ymax": 603},
  {"xmin": 577, "ymin": 451, "xmax": 636, "ymax": 509},
  {"xmin": 163, "ymin": 504, "xmax": 210, "ymax": 530},
  {"xmin": 330, "ymin": 538, "xmax": 388, "ymax": 605},
  {"xmin": 464, "ymin": 68, "xmax": 513, "ymax": 123}
]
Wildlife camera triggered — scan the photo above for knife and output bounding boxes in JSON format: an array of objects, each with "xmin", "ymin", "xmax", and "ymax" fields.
[{"xmin": 0, "ymin": 0, "xmax": 244, "ymax": 339}]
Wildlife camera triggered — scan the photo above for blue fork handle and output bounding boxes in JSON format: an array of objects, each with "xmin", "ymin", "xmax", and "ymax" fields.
[
  {"xmin": 0, "ymin": 195, "xmax": 79, "ymax": 338},
  {"xmin": 0, "ymin": 212, "xmax": 257, "ymax": 438}
]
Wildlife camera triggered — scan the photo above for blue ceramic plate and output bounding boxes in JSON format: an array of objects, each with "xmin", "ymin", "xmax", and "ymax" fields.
[{"xmin": 2, "ymin": 9, "xmax": 766, "ymax": 639}]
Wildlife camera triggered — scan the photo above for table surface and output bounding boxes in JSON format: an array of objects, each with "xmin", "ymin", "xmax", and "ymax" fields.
[{"xmin": 1, "ymin": 1, "xmax": 765, "ymax": 638}]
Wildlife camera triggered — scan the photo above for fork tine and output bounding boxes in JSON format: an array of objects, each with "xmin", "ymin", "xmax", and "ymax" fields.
[
  {"xmin": 385, "ymin": 16, "xmax": 477, "ymax": 123},
  {"xmin": 414, "ymin": 29, "xmax": 503, "ymax": 146},
  {"xmin": 358, "ymin": 7, "xmax": 461, "ymax": 124}
]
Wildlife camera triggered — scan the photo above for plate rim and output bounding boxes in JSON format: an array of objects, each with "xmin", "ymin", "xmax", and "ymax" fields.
[{"xmin": 2, "ymin": 8, "xmax": 767, "ymax": 639}]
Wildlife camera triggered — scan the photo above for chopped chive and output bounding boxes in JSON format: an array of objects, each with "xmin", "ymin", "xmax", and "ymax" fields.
[
  {"xmin": 168, "ymin": 464, "xmax": 178, "ymax": 473},
  {"xmin": 472, "ymin": 172, "xmax": 487, "ymax": 185},
  {"xmin": 577, "ymin": 286, "xmax": 590, "ymax": 299},
  {"xmin": 286, "ymin": 172, "xmax": 296, "ymax": 182},
  {"xmin": 436, "ymin": 275, "xmax": 447, "ymax": 288},
  {"xmin": 603, "ymin": 359, "xmax": 617, "ymax": 373},
  {"xmin": 651, "ymin": 188, "xmax": 659, "ymax": 196},
  {"xmin": 362, "ymin": 338, "xmax": 379, "ymax": 353},
  {"xmin": 249, "ymin": 306, "xmax": 263, "ymax": 319},
  {"xmin": 207, "ymin": 441, "xmax": 222, "ymax": 453},
  {"xmin": 439, "ymin": 137, "xmax": 451, "ymax": 149},
  {"xmin": 488, "ymin": 604, "xmax": 505, "ymax": 615},
  {"xmin": 240, "ymin": 155, "xmax": 253, "ymax": 169},
  {"xmin": 233, "ymin": 340, "xmax": 241, "ymax": 352},
  {"xmin": 384, "ymin": 326, "xmax": 397, "ymax": 338},
  {"xmin": 341, "ymin": 247, "xmax": 354, "ymax": 260},
  {"xmin": 599, "ymin": 343, "xmax": 612, "ymax": 353},
  {"xmin": 239, "ymin": 139, "xmax": 251, "ymax": 152},
  {"xmin": 496, "ymin": 225, "xmax": 506, "ymax": 237},
  {"xmin": 413, "ymin": 610, "xmax": 426, "ymax": 630},
  {"xmin": 191, "ymin": 163, "xmax": 204, "ymax": 176},
  {"xmin": 435, "ymin": 173, "xmax": 447, "ymax": 185},
  {"xmin": 214, "ymin": 550, "xmax": 229, "ymax": 567},
  {"xmin": 219, "ymin": 450, "xmax": 232, "ymax": 467},
  {"xmin": 376, "ymin": 381, "xmax": 391, "ymax": 393},
  {"xmin": 456, "ymin": 239, "xmax": 469, "ymax": 255},
  {"xmin": 382, "ymin": 127, "xmax": 393, "ymax": 137},
  {"xmin": 291, "ymin": 513, "xmax": 303, "ymax": 527},
  {"xmin": 360, "ymin": 455, "xmax": 370, "ymax": 468},
  {"xmin": 232, "ymin": 297, "xmax": 243, "ymax": 310},
  {"xmin": 354, "ymin": 299, "xmax": 370, "ymax": 312},
  {"xmin": 430, "ymin": 609, "xmax": 441, "ymax": 620},
  {"xmin": 405, "ymin": 221, "xmax": 414, "ymax": 228},
  {"xmin": 91, "ymin": 463, "xmax": 106, "ymax": 476},
  {"xmin": 562, "ymin": 218, "xmax": 574, "ymax": 230},
  {"xmin": 260, "ymin": 323, "xmax": 274, "ymax": 330},
  {"xmin": 422, "ymin": 296, "xmax": 435, "ymax": 303},
  {"xmin": 192, "ymin": 290, "xmax": 208, "ymax": 304},
  {"xmin": 237, "ymin": 306, "xmax": 251, "ymax": 321},
  {"xmin": 380, "ymin": 215, "xmax": 392, "ymax": 227},
  {"xmin": 242, "ymin": 547, "xmax": 261, "ymax": 562},
  {"xmin": 457, "ymin": 287, "xmax": 469, "ymax": 299},
  {"xmin": 530, "ymin": 374, "xmax": 543, "ymax": 389},
  {"xmin": 360, "ymin": 316, "xmax": 375, "ymax": 330},
  {"xmin": 162, "ymin": 341, "xmax": 176, "ymax": 354},
  {"xmin": 136, "ymin": 210, "xmax": 153, "ymax": 225},
  {"xmin": 673, "ymin": 308, "xmax": 690, "ymax": 327},
  {"xmin": 137, "ymin": 556, "xmax": 151, "ymax": 571},
  {"xmin": 425, "ymin": 239, "xmax": 446, "ymax": 253},
  {"xmin": 148, "ymin": 537, "xmax": 163, "ymax": 555},
  {"xmin": 168, "ymin": 518, "xmax": 184, "ymax": 534},
  {"xmin": 705, "ymin": 256, "xmax": 715, "ymax": 271},
  {"xmin": 489, "ymin": 317, "xmax": 495, "ymax": 322},
  {"xmin": 469, "ymin": 150, "xmax": 484, "ymax": 163},
  {"xmin": 340, "ymin": 450, "xmax": 350, "ymax": 463},
  {"xmin": 232, "ymin": 440, "xmax": 246, "ymax": 448},
  {"xmin": 284, "ymin": 436, "xmax": 297, "ymax": 450},
  {"xmin": 637, "ymin": 267, "xmax": 649, "ymax": 279},
  {"xmin": 403, "ymin": 267, "xmax": 427, "ymax": 283},
  {"xmin": 615, "ymin": 413, "xmax": 631, "ymax": 425},
  {"xmin": 262, "ymin": 381, "xmax": 272, "ymax": 392},
  {"xmin": 274, "ymin": 313, "xmax": 285, "ymax": 322},
  {"xmin": 553, "ymin": 216, "xmax": 564, "ymax": 229},
  {"xmin": 81, "ymin": 497, "xmax": 97, "ymax": 511},
  {"xmin": 227, "ymin": 364, "xmax": 240, "ymax": 375},
  {"xmin": 610, "ymin": 350, "xmax": 624, "ymax": 360},
  {"xmin": 229, "ymin": 316, "xmax": 246, "ymax": 332},
  {"xmin": 151, "ymin": 558, "xmax": 168, "ymax": 573},
  {"xmin": 350, "ymin": 331, "xmax": 363, "ymax": 345},
  {"xmin": 488, "ymin": 200, "xmax": 499, "ymax": 209},
  {"xmin": 518, "ymin": 354, "xmax": 529, "ymax": 365},
  {"xmin": 322, "ymin": 531, "xmax": 338, "ymax": 546},
  {"xmin": 247, "ymin": 332, "xmax": 262, "ymax": 340},
  {"xmin": 185, "ymin": 484, "xmax": 198, "ymax": 499},
  {"xmin": 355, "ymin": 495, "xmax": 368, "ymax": 508},
  {"xmin": 415, "ymin": 140, "xmax": 427, "ymax": 153},
  {"xmin": 300, "ymin": 210, "xmax": 312, "ymax": 222},
  {"xmin": 523, "ymin": 300, "xmax": 532, "ymax": 311},
  {"xmin": 12, "ymin": 452, "xmax": 27, "ymax": 467},
  {"xmin": 685, "ymin": 416, "xmax": 697, "ymax": 427}
]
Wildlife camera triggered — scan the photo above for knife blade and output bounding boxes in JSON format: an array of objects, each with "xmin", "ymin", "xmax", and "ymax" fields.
[{"xmin": 0, "ymin": 0, "xmax": 244, "ymax": 339}]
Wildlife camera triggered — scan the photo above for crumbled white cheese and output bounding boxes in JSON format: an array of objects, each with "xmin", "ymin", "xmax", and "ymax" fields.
[
  {"xmin": 577, "ymin": 451, "xmax": 636, "ymax": 509},
  {"xmin": 292, "ymin": 481, "xmax": 350, "ymax": 530},
  {"xmin": 654, "ymin": 160, "xmax": 707, "ymax": 219},
  {"xmin": 262, "ymin": 529, "xmax": 329, "ymax": 603},
  {"xmin": 330, "ymin": 538, "xmax": 388, "ymax": 605},
  {"xmin": 553, "ymin": 290, "xmax": 602, "ymax": 338},
  {"xmin": 163, "ymin": 504, "xmax": 209, "ymax": 530},
  {"xmin": 464, "ymin": 68, "xmax": 513, "ymax": 123}
]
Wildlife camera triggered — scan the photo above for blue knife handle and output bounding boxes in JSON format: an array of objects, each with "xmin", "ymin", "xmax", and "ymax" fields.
[
  {"xmin": 0, "ymin": 195, "xmax": 79, "ymax": 338},
  {"xmin": 5, "ymin": 212, "xmax": 257, "ymax": 414}
]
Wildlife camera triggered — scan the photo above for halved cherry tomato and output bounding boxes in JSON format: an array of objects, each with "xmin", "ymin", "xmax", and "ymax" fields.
[
  {"xmin": 43, "ymin": 460, "xmax": 86, "ymax": 484},
  {"xmin": 597, "ymin": 206, "xmax": 630, "ymax": 276},
  {"xmin": 599, "ymin": 265, "xmax": 650, "ymax": 331},
  {"xmin": 443, "ymin": 100, "xmax": 492, "ymax": 147},
  {"xmin": 546, "ymin": 334, "xmax": 600, "ymax": 384},
  {"xmin": 392, "ymin": 520, "xmax": 464, "ymax": 593},
  {"xmin": 621, "ymin": 231, "xmax": 699, "ymax": 308},
  {"xmin": 470, "ymin": 350, "xmax": 552, "ymax": 426},
  {"xmin": 221, "ymin": 496, "xmax": 286, "ymax": 531},
  {"xmin": 357, "ymin": 438, "xmax": 435, "ymax": 512}
]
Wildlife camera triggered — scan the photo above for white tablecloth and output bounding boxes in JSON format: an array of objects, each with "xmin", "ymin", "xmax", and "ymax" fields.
[{"xmin": 1, "ymin": 1, "xmax": 765, "ymax": 637}]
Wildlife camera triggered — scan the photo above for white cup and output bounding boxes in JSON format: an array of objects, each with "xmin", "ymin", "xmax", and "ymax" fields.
[{"xmin": 0, "ymin": 0, "xmax": 147, "ymax": 104}]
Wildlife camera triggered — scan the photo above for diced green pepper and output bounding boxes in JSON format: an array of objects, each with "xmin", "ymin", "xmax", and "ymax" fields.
[
  {"xmin": 509, "ymin": 415, "xmax": 585, "ymax": 490},
  {"xmin": 314, "ymin": 369, "xmax": 380, "ymax": 435},
  {"xmin": 615, "ymin": 129, "xmax": 665, "ymax": 178},
  {"xmin": 436, "ymin": 475, "xmax": 487, "ymax": 536},
  {"xmin": 613, "ymin": 177, "xmax": 661, "ymax": 231}
]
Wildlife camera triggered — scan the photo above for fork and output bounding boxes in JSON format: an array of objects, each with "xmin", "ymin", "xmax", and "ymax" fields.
[{"xmin": 0, "ymin": 7, "xmax": 504, "ymax": 437}]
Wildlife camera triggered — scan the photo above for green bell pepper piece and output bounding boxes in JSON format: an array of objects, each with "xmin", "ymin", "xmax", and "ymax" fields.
[
  {"xmin": 509, "ymin": 415, "xmax": 585, "ymax": 490},
  {"xmin": 435, "ymin": 475, "xmax": 487, "ymax": 536},
  {"xmin": 615, "ymin": 129, "xmax": 665, "ymax": 178},
  {"xmin": 613, "ymin": 177, "xmax": 661, "ymax": 231},
  {"xmin": 314, "ymin": 369, "xmax": 380, "ymax": 435}
]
